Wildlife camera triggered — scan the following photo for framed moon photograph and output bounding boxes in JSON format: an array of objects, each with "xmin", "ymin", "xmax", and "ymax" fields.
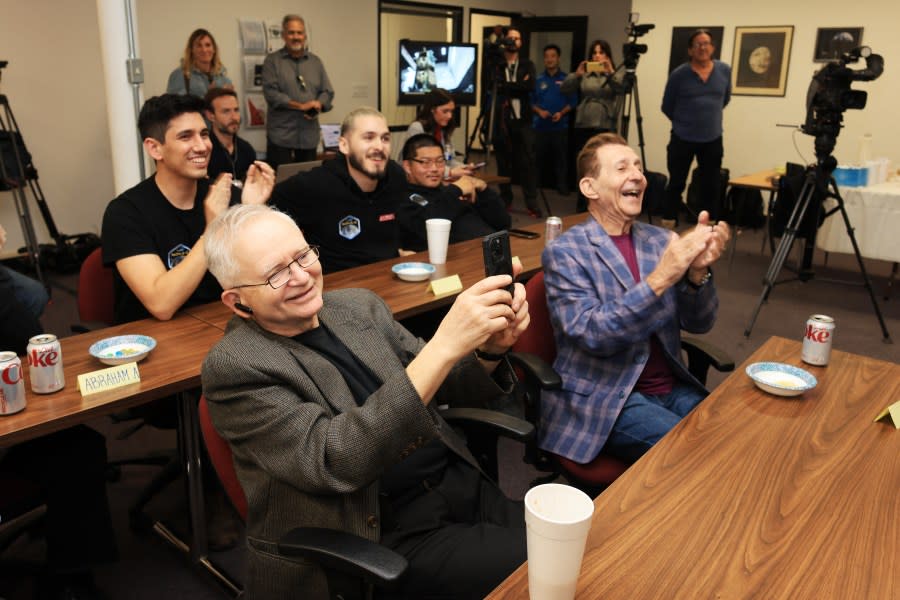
[
  {"xmin": 813, "ymin": 27, "xmax": 863, "ymax": 62},
  {"xmin": 731, "ymin": 26, "xmax": 793, "ymax": 96}
]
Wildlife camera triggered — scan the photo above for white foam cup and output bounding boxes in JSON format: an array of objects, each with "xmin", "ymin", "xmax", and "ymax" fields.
[
  {"xmin": 425, "ymin": 218, "xmax": 452, "ymax": 265},
  {"xmin": 524, "ymin": 483, "xmax": 595, "ymax": 600}
]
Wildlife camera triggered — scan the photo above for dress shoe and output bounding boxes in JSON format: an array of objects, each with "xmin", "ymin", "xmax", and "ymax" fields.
[{"xmin": 526, "ymin": 208, "xmax": 543, "ymax": 219}]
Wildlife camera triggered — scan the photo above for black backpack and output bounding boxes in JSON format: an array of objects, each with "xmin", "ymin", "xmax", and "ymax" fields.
[{"xmin": 726, "ymin": 187, "xmax": 765, "ymax": 229}]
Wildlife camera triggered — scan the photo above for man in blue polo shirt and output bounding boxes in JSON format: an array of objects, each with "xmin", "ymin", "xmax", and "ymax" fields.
[
  {"xmin": 532, "ymin": 44, "xmax": 577, "ymax": 196},
  {"xmin": 661, "ymin": 29, "xmax": 731, "ymax": 226}
]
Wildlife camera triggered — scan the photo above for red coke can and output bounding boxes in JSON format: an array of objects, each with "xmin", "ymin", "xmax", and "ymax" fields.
[
  {"xmin": 801, "ymin": 314, "xmax": 835, "ymax": 366},
  {"xmin": 27, "ymin": 334, "xmax": 65, "ymax": 393},
  {"xmin": 0, "ymin": 351, "xmax": 27, "ymax": 415}
]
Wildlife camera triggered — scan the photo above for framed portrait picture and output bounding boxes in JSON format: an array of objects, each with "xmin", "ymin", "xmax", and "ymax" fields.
[
  {"xmin": 813, "ymin": 27, "xmax": 863, "ymax": 62},
  {"xmin": 731, "ymin": 26, "xmax": 793, "ymax": 96},
  {"xmin": 668, "ymin": 26, "xmax": 724, "ymax": 74}
]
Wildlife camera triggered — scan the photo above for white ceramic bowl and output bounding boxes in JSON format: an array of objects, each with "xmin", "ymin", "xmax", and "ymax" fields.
[
  {"xmin": 392, "ymin": 262, "xmax": 435, "ymax": 282},
  {"xmin": 89, "ymin": 335, "xmax": 157, "ymax": 366},
  {"xmin": 745, "ymin": 362, "xmax": 817, "ymax": 397}
]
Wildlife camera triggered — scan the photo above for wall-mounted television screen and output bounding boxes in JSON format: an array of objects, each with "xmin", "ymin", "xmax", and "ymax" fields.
[{"xmin": 398, "ymin": 39, "xmax": 478, "ymax": 106}]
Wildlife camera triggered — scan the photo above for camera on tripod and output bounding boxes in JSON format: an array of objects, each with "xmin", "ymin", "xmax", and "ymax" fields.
[
  {"xmin": 623, "ymin": 13, "xmax": 654, "ymax": 70},
  {"xmin": 802, "ymin": 46, "xmax": 884, "ymax": 144}
]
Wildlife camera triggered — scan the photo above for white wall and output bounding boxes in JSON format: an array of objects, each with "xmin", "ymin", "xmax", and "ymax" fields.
[
  {"xmin": 631, "ymin": 0, "xmax": 897, "ymax": 176},
  {"xmin": 0, "ymin": 1, "xmax": 114, "ymax": 254},
  {"xmin": 0, "ymin": 0, "xmax": 628, "ymax": 252}
]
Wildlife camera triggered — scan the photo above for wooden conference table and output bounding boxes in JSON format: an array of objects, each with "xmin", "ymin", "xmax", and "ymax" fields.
[
  {"xmin": 0, "ymin": 313, "xmax": 236, "ymax": 593},
  {"xmin": 487, "ymin": 336, "xmax": 900, "ymax": 599},
  {"xmin": 185, "ymin": 211, "xmax": 589, "ymax": 330}
]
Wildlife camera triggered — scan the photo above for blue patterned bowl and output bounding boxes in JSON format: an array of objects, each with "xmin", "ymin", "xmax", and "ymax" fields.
[
  {"xmin": 392, "ymin": 262, "xmax": 435, "ymax": 282},
  {"xmin": 745, "ymin": 362, "xmax": 817, "ymax": 397},
  {"xmin": 89, "ymin": 335, "xmax": 157, "ymax": 366}
]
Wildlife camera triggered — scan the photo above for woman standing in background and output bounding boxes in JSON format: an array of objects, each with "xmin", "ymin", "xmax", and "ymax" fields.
[
  {"xmin": 405, "ymin": 88, "xmax": 477, "ymax": 181},
  {"xmin": 166, "ymin": 28, "xmax": 233, "ymax": 97}
]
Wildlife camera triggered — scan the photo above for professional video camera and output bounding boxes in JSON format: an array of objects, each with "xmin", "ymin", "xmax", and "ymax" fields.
[
  {"xmin": 622, "ymin": 13, "xmax": 654, "ymax": 70},
  {"xmin": 801, "ymin": 46, "xmax": 884, "ymax": 158}
]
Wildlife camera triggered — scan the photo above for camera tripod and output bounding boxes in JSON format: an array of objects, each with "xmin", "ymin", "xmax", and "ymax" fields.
[
  {"xmin": 468, "ymin": 62, "xmax": 553, "ymax": 217},
  {"xmin": 743, "ymin": 154, "xmax": 892, "ymax": 342},
  {"xmin": 617, "ymin": 65, "xmax": 648, "ymax": 168}
]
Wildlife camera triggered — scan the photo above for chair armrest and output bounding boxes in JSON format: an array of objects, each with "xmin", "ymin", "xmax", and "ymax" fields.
[
  {"xmin": 278, "ymin": 527, "xmax": 408, "ymax": 588},
  {"xmin": 681, "ymin": 336, "xmax": 735, "ymax": 373},
  {"xmin": 439, "ymin": 407, "xmax": 534, "ymax": 443},
  {"xmin": 507, "ymin": 352, "xmax": 561, "ymax": 390}
]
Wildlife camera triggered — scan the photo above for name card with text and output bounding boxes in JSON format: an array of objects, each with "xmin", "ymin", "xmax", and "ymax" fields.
[{"xmin": 78, "ymin": 362, "xmax": 142, "ymax": 396}]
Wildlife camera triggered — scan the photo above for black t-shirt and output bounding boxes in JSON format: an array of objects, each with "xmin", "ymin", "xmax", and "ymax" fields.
[
  {"xmin": 208, "ymin": 133, "xmax": 257, "ymax": 206},
  {"xmin": 270, "ymin": 155, "xmax": 407, "ymax": 273},
  {"xmin": 295, "ymin": 323, "xmax": 448, "ymax": 502},
  {"xmin": 101, "ymin": 176, "xmax": 222, "ymax": 323}
]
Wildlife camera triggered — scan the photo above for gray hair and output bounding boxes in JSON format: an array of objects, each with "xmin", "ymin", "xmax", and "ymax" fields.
[
  {"xmin": 282, "ymin": 14, "xmax": 305, "ymax": 29},
  {"xmin": 205, "ymin": 204, "xmax": 298, "ymax": 288},
  {"xmin": 340, "ymin": 106, "xmax": 386, "ymax": 136}
]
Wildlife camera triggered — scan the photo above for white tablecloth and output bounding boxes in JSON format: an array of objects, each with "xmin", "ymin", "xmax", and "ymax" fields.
[{"xmin": 816, "ymin": 180, "xmax": 900, "ymax": 263}]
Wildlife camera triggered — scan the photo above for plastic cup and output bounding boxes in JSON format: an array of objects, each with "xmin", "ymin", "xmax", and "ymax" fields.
[
  {"xmin": 425, "ymin": 218, "xmax": 452, "ymax": 265},
  {"xmin": 524, "ymin": 483, "xmax": 595, "ymax": 600}
]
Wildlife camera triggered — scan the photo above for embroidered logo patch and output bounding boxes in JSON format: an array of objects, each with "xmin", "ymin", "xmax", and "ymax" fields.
[
  {"xmin": 338, "ymin": 215, "xmax": 361, "ymax": 240},
  {"xmin": 379, "ymin": 213, "xmax": 396, "ymax": 222},
  {"xmin": 168, "ymin": 243, "xmax": 191, "ymax": 269}
]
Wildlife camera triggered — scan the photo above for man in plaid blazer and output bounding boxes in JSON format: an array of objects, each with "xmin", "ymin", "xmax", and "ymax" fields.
[{"xmin": 541, "ymin": 133, "xmax": 730, "ymax": 467}]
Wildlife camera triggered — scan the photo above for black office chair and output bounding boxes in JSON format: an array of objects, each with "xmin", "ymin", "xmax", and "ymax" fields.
[{"xmin": 199, "ymin": 395, "xmax": 533, "ymax": 600}]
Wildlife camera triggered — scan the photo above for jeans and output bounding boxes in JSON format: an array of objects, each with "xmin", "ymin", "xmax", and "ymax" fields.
[
  {"xmin": 2, "ymin": 264, "xmax": 48, "ymax": 319},
  {"xmin": 664, "ymin": 134, "xmax": 724, "ymax": 221},
  {"xmin": 604, "ymin": 383, "xmax": 705, "ymax": 463}
]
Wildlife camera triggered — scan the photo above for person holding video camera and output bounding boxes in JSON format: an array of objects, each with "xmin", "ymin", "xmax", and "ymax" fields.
[
  {"xmin": 262, "ymin": 14, "xmax": 334, "ymax": 170},
  {"xmin": 661, "ymin": 29, "xmax": 731, "ymax": 227},
  {"xmin": 485, "ymin": 27, "xmax": 541, "ymax": 218}
]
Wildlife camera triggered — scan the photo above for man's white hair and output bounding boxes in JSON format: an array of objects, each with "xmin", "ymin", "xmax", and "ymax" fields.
[{"xmin": 205, "ymin": 204, "xmax": 298, "ymax": 289}]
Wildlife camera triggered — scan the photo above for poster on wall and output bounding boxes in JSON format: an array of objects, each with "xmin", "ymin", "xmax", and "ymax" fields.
[
  {"xmin": 731, "ymin": 26, "xmax": 793, "ymax": 97},
  {"xmin": 266, "ymin": 20, "xmax": 283, "ymax": 54},
  {"xmin": 245, "ymin": 93, "xmax": 266, "ymax": 128},
  {"xmin": 813, "ymin": 27, "xmax": 863, "ymax": 62},
  {"xmin": 239, "ymin": 19, "xmax": 267, "ymax": 54},
  {"xmin": 242, "ymin": 56, "xmax": 265, "ymax": 91},
  {"xmin": 668, "ymin": 27, "xmax": 724, "ymax": 74}
]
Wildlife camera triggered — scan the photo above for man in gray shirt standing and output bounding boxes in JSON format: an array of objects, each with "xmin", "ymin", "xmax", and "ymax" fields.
[{"xmin": 262, "ymin": 14, "xmax": 334, "ymax": 169}]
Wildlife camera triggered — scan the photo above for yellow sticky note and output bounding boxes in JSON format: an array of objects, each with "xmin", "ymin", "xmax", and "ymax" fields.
[
  {"xmin": 78, "ymin": 362, "xmax": 141, "ymax": 396},
  {"xmin": 428, "ymin": 274, "xmax": 463, "ymax": 297},
  {"xmin": 873, "ymin": 399, "xmax": 900, "ymax": 429}
]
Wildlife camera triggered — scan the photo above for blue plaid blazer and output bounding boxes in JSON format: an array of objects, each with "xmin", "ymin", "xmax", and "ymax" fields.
[{"xmin": 539, "ymin": 216, "xmax": 718, "ymax": 463}]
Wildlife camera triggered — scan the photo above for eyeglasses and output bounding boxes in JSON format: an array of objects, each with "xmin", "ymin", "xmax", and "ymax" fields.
[
  {"xmin": 692, "ymin": 41, "xmax": 712, "ymax": 48},
  {"xmin": 410, "ymin": 157, "xmax": 447, "ymax": 168},
  {"xmin": 233, "ymin": 246, "xmax": 320, "ymax": 290}
]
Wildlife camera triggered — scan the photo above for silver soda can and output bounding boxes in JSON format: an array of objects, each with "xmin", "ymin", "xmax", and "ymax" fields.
[
  {"xmin": 545, "ymin": 216, "xmax": 563, "ymax": 244},
  {"xmin": 0, "ymin": 351, "xmax": 26, "ymax": 415},
  {"xmin": 27, "ymin": 334, "xmax": 65, "ymax": 393},
  {"xmin": 801, "ymin": 314, "xmax": 835, "ymax": 366}
]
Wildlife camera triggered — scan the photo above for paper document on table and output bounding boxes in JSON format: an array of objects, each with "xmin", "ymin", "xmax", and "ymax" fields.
[{"xmin": 873, "ymin": 399, "xmax": 900, "ymax": 429}]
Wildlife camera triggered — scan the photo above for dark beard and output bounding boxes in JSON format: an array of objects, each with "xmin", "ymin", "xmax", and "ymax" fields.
[{"xmin": 348, "ymin": 151, "xmax": 387, "ymax": 181}]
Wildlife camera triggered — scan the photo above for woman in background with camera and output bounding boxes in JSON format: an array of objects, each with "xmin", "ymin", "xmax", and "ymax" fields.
[
  {"xmin": 562, "ymin": 39, "xmax": 624, "ymax": 210},
  {"xmin": 166, "ymin": 28, "xmax": 233, "ymax": 98},
  {"xmin": 562, "ymin": 40, "xmax": 624, "ymax": 151},
  {"xmin": 405, "ymin": 88, "xmax": 477, "ymax": 181}
]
